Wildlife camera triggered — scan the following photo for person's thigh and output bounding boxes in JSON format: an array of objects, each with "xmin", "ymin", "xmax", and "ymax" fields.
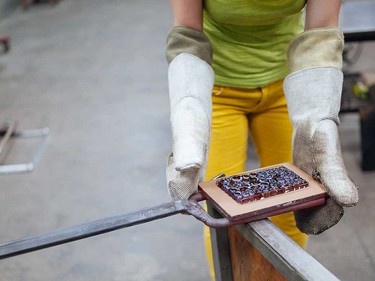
[
  {"xmin": 205, "ymin": 86, "xmax": 256, "ymax": 180},
  {"xmin": 248, "ymin": 81, "xmax": 293, "ymax": 167}
]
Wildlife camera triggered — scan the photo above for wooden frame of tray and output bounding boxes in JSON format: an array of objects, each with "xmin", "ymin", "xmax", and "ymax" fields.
[{"xmin": 199, "ymin": 162, "xmax": 327, "ymax": 222}]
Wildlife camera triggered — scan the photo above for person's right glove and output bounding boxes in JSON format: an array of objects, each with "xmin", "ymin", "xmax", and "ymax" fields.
[{"xmin": 283, "ymin": 28, "xmax": 359, "ymax": 235}]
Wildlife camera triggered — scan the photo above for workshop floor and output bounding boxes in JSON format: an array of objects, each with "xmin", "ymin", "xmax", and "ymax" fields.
[{"xmin": 0, "ymin": 1, "xmax": 374, "ymax": 280}]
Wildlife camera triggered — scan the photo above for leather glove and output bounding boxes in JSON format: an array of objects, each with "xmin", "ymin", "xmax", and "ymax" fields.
[
  {"xmin": 167, "ymin": 53, "xmax": 214, "ymax": 200},
  {"xmin": 283, "ymin": 28, "xmax": 359, "ymax": 235}
]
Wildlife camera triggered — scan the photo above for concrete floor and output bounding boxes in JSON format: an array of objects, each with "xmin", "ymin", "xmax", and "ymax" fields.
[{"xmin": 0, "ymin": 1, "xmax": 374, "ymax": 280}]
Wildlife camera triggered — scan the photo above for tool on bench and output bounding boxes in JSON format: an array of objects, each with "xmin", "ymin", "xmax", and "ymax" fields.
[{"xmin": 0, "ymin": 163, "xmax": 326, "ymax": 260}]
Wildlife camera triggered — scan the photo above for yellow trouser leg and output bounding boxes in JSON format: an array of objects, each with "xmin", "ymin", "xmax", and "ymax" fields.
[{"xmin": 204, "ymin": 81, "xmax": 308, "ymax": 280}]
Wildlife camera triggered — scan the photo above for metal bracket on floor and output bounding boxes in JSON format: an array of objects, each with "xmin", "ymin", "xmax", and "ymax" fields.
[{"xmin": 0, "ymin": 121, "xmax": 49, "ymax": 174}]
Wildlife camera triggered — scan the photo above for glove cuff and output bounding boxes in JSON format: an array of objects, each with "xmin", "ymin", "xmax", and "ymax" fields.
[
  {"xmin": 166, "ymin": 26, "xmax": 212, "ymax": 65},
  {"xmin": 284, "ymin": 28, "xmax": 344, "ymax": 126},
  {"xmin": 287, "ymin": 28, "xmax": 344, "ymax": 73}
]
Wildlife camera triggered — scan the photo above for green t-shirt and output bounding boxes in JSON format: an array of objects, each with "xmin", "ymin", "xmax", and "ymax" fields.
[{"xmin": 203, "ymin": 0, "xmax": 306, "ymax": 88}]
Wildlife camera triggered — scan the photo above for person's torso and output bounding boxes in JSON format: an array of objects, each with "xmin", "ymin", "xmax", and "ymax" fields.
[{"xmin": 203, "ymin": 0, "xmax": 306, "ymax": 88}]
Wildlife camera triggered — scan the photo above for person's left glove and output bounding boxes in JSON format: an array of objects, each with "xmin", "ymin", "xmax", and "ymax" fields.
[
  {"xmin": 166, "ymin": 27, "xmax": 214, "ymax": 200},
  {"xmin": 283, "ymin": 28, "xmax": 359, "ymax": 234}
]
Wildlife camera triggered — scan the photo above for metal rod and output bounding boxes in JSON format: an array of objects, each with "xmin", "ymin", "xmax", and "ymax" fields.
[
  {"xmin": 0, "ymin": 174, "xmax": 228, "ymax": 260},
  {"xmin": 0, "ymin": 195, "xmax": 238, "ymax": 260},
  {"xmin": 0, "ymin": 201, "xmax": 183, "ymax": 260}
]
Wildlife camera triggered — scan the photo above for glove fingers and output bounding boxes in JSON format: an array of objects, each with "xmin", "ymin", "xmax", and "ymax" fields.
[
  {"xmin": 294, "ymin": 197, "xmax": 344, "ymax": 235},
  {"xmin": 167, "ymin": 153, "xmax": 201, "ymax": 200},
  {"xmin": 313, "ymin": 121, "xmax": 359, "ymax": 206}
]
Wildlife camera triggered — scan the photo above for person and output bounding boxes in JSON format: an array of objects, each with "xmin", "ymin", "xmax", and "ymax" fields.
[{"xmin": 165, "ymin": 0, "xmax": 359, "ymax": 279}]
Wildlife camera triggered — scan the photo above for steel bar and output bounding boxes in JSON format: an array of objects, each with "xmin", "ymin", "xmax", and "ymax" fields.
[
  {"xmin": 0, "ymin": 201, "xmax": 183, "ymax": 260},
  {"xmin": 181, "ymin": 200, "xmax": 232, "ymax": 228},
  {"xmin": 0, "ymin": 196, "xmax": 235, "ymax": 260},
  {"xmin": 0, "ymin": 174, "xmax": 229, "ymax": 259},
  {"xmin": 236, "ymin": 220, "xmax": 340, "ymax": 281}
]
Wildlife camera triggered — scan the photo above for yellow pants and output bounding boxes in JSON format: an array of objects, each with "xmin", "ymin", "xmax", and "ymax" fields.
[{"xmin": 204, "ymin": 81, "xmax": 308, "ymax": 280}]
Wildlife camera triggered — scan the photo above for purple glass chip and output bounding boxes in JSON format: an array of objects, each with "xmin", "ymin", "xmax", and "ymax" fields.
[{"xmin": 216, "ymin": 166, "xmax": 308, "ymax": 204}]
